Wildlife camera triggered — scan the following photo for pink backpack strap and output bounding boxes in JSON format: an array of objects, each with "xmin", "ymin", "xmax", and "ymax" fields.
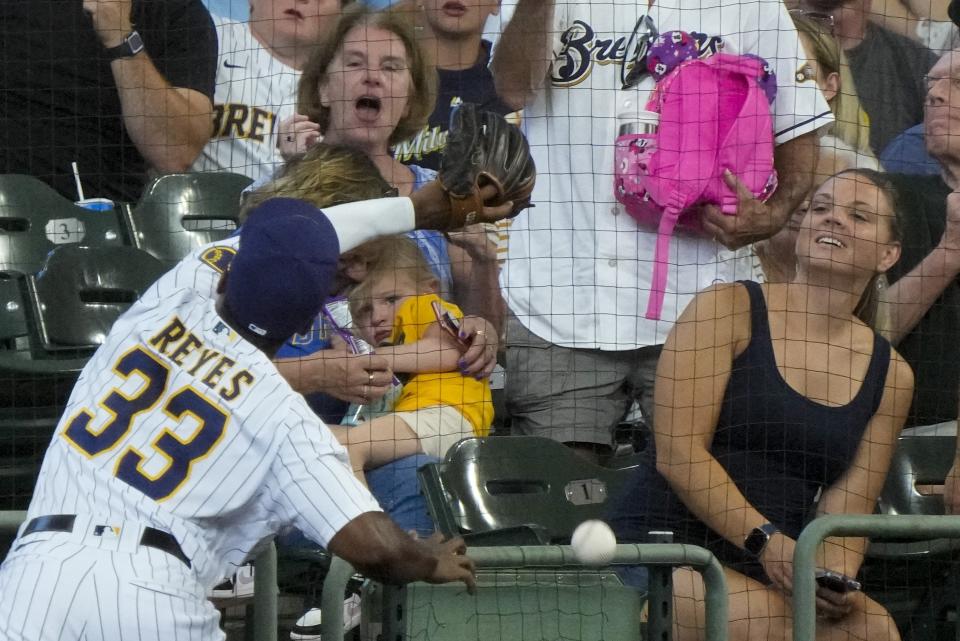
[{"xmin": 644, "ymin": 60, "xmax": 721, "ymax": 319}]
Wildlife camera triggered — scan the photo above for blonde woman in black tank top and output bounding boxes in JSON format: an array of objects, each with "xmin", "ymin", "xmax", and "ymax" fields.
[{"xmin": 613, "ymin": 169, "xmax": 915, "ymax": 641}]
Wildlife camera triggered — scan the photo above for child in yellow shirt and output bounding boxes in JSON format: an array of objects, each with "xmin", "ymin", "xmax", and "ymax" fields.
[{"xmin": 330, "ymin": 236, "xmax": 493, "ymax": 485}]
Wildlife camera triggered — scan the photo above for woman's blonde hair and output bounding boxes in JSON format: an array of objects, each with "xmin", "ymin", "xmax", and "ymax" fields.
[
  {"xmin": 348, "ymin": 235, "xmax": 437, "ymax": 320},
  {"xmin": 792, "ymin": 15, "xmax": 872, "ymax": 155},
  {"xmin": 297, "ymin": 4, "xmax": 436, "ymax": 148},
  {"xmin": 240, "ymin": 143, "xmax": 393, "ymax": 221}
]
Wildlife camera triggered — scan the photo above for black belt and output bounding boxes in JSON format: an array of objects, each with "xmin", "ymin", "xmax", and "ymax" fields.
[{"xmin": 23, "ymin": 514, "xmax": 192, "ymax": 568}]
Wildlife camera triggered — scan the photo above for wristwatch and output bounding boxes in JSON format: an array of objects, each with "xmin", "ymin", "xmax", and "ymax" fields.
[
  {"xmin": 105, "ymin": 31, "xmax": 145, "ymax": 60},
  {"xmin": 744, "ymin": 523, "xmax": 780, "ymax": 557}
]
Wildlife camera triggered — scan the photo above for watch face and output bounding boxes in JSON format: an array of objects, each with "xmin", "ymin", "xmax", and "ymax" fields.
[{"xmin": 127, "ymin": 32, "xmax": 145, "ymax": 55}]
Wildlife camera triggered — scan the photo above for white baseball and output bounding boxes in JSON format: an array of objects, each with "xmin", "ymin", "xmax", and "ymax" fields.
[{"xmin": 571, "ymin": 519, "xmax": 618, "ymax": 566}]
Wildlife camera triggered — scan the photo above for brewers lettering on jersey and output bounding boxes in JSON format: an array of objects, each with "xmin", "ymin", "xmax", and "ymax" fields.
[{"xmin": 0, "ymin": 197, "xmax": 476, "ymax": 641}]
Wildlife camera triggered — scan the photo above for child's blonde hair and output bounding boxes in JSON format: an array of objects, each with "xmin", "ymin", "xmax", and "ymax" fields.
[{"xmin": 348, "ymin": 236, "xmax": 437, "ymax": 321}]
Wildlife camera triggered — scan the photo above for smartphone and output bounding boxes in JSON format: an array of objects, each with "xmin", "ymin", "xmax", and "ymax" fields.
[
  {"xmin": 431, "ymin": 300, "xmax": 467, "ymax": 344},
  {"xmin": 815, "ymin": 569, "xmax": 862, "ymax": 594}
]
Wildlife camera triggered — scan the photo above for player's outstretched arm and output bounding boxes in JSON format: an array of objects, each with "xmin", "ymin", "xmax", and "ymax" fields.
[{"xmin": 328, "ymin": 512, "xmax": 476, "ymax": 592}]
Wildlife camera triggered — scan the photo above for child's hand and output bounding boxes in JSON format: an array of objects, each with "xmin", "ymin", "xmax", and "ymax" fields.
[{"xmin": 457, "ymin": 316, "xmax": 498, "ymax": 380}]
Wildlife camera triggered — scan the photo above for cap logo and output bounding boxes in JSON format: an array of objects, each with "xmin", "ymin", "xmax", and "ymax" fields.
[{"xmin": 248, "ymin": 323, "xmax": 268, "ymax": 336}]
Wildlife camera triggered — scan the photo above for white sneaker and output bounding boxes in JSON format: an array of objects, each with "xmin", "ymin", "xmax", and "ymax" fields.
[
  {"xmin": 207, "ymin": 564, "xmax": 255, "ymax": 601},
  {"xmin": 289, "ymin": 595, "xmax": 362, "ymax": 641},
  {"xmin": 289, "ymin": 608, "xmax": 323, "ymax": 641}
]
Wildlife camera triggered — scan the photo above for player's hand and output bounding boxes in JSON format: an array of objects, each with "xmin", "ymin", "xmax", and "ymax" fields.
[
  {"xmin": 457, "ymin": 316, "xmax": 498, "ymax": 380},
  {"xmin": 422, "ymin": 534, "xmax": 477, "ymax": 594},
  {"xmin": 944, "ymin": 462, "xmax": 960, "ymax": 515},
  {"xmin": 83, "ymin": 0, "xmax": 134, "ymax": 49},
  {"xmin": 412, "ymin": 182, "xmax": 516, "ymax": 230},
  {"xmin": 700, "ymin": 170, "xmax": 782, "ymax": 250},
  {"xmin": 277, "ymin": 114, "xmax": 322, "ymax": 161},
  {"xmin": 759, "ymin": 532, "xmax": 796, "ymax": 596}
]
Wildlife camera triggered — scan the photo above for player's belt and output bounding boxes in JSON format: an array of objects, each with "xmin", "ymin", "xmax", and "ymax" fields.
[{"xmin": 23, "ymin": 514, "xmax": 192, "ymax": 568}]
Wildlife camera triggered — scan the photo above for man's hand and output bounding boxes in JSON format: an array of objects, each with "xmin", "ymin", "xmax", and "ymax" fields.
[
  {"xmin": 457, "ymin": 316, "xmax": 499, "ymax": 379},
  {"xmin": 422, "ymin": 534, "xmax": 477, "ymax": 593},
  {"xmin": 944, "ymin": 461, "xmax": 960, "ymax": 515},
  {"xmin": 700, "ymin": 170, "xmax": 785, "ymax": 250},
  {"xmin": 83, "ymin": 0, "xmax": 133, "ymax": 48},
  {"xmin": 939, "ymin": 191, "xmax": 960, "ymax": 252}
]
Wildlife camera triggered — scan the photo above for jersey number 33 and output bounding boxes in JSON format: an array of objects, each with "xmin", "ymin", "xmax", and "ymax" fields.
[{"xmin": 62, "ymin": 346, "xmax": 228, "ymax": 501}]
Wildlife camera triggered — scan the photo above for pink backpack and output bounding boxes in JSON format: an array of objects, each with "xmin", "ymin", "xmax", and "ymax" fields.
[{"xmin": 615, "ymin": 33, "xmax": 778, "ymax": 320}]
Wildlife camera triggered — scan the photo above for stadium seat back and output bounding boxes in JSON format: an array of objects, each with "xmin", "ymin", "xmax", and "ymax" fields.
[
  {"xmin": 420, "ymin": 437, "xmax": 636, "ymax": 544},
  {"xmin": 0, "ymin": 174, "xmax": 125, "ymax": 273},
  {"xmin": 125, "ymin": 173, "xmax": 251, "ymax": 265},
  {"xmin": 29, "ymin": 245, "xmax": 165, "ymax": 349},
  {"xmin": 877, "ymin": 434, "xmax": 955, "ymax": 517},
  {"xmin": 0, "ymin": 272, "xmax": 28, "ymax": 349}
]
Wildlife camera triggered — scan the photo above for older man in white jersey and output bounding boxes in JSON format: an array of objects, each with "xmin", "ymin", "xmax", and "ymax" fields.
[
  {"xmin": 193, "ymin": 0, "xmax": 343, "ymax": 181},
  {"xmin": 492, "ymin": 0, "xmax": 834, "ymax": 461},
  {"xmin": 0, "ymin": 181, "xmax": 516, "ymax": 639}
]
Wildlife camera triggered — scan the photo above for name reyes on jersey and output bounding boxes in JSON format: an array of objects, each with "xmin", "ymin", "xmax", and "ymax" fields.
[{"xmin": 147, "ymin": 315, "xmax": 256, "ymax": 402}]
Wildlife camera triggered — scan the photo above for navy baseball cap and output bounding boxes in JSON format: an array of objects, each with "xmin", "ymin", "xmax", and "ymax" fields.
[
  {"xmin": 951, "ymin": 0, "xmax": 960, "ymax": 27},
  {"xmin": 225, "ymin": 198, "xmax": 340, "ymax": 342}
]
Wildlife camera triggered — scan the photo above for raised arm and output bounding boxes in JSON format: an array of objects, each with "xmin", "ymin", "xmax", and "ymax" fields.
[
  {"xmin": 880, "ymin": 191, "xmax": 960, "ymax": 344},
  {"xmin": 814, "ymin": 354, "xmax": 914, "ymax": 577},
  {"xmin": 84, "ymin": 0, "xmax": 214, "ymax": 172},
  {"xmin": 490, "ymin": 0, "xmax": 557, "ymax": 110},
  {"xmin": 375, "ymin": 322, "xmax": 464, "ymax": 374}
]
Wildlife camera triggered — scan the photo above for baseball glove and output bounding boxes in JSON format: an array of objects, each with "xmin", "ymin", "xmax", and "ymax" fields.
[{"xmin": 438, "ymin": 103, "xmax": 536, "ymax": 229}]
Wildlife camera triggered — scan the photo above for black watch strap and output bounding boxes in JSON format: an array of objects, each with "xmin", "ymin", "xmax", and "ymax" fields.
[
  {"xmin": 744, "ymin": 523, "xmax": 780, "ymax": 557},
  {"xmin": 105, "ymin": 30, "xmax": 145, "ymax": 60}
]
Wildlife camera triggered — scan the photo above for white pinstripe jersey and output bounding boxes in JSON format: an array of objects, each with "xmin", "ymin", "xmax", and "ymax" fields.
[
  {"xmin": 191, "ymin": 16, "xmax": 299, "ymax": 182},
  {"xmin": 22, "ymin": 237, "xmax": 380, "ymax": 588}
]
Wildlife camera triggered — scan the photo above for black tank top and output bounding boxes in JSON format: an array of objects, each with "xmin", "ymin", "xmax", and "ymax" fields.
[
  {"xmin": 609, "ymin": 281, "xmax": 891, "ymax": 578},
  {"xmin": 712, "ymin": 281, "xmax": 891, "ymax": 537}
]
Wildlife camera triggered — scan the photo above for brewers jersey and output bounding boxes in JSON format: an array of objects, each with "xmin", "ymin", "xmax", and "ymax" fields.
[
  {"xmin": 501, "ymin": 0, "xmax": 835, "ymax": 349},
  {"xmin": 192, "ymin": 16, "xmax": 299, "ymax": 182},
  {"xmin": 0, "ymin": 236, "xmax": 380, "ymax": 640}
]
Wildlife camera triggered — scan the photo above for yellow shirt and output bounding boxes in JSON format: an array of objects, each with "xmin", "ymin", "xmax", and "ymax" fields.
[{"xmin": 389, "ymin": 294, "xmax": 493, "ymax": 435}]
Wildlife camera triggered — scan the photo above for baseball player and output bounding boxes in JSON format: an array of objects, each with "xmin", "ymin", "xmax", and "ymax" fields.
[{"xmin": 0, "ymin": 185, "xmax": 514, "ymax": 639}]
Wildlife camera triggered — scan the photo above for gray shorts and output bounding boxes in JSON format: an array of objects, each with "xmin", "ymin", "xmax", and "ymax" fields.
[{"xmin": 504, "ymin": 311, "xmax": 662, "ymax": 448}]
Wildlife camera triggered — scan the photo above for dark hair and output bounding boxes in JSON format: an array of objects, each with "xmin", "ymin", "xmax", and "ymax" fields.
[
  {"xmin": 297, "ymin": 4, "xmax": 435, "ymax": 147},
  {"xmin": 826, "ymin": 168, "xmax": 903, "ymax": 328}
]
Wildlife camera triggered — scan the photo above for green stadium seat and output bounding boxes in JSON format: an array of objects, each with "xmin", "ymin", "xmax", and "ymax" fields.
[
  {"xmin": 0, "ymin": 174, "xmax": 126, "ymax": 274},
  {"xmin": 0, "ymin": 246, "xmax": 164, "ymax": 408},
  {"xmin": 0, "ymin": 272, "xmax": 28, "ymax": 350},
  {"xmin": 418, "ymin": 436, "xmax": 638, "ymax": 545},
  {"xmin": 860, "ymin": 430, "xmax": 960, "ymax": 641},
  {"xmin": 124, "ymin": 173, "xmax": 252, "ymax": 265},
  {"xmin": 26, "ymin": 245, "xmax": 165, "ymax": 351}
]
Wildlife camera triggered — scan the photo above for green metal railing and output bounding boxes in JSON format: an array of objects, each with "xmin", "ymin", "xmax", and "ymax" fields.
[
  {"xmin": 0, "ymin": 510, "xmax": 277, "ymax": 641},
  {"xmin": 320, "ymin": 543, "xmax": 728, "ymax": 641},
  {"xmin": 793, "ymin": 514, "xmax": 960, "ymax": 641}
]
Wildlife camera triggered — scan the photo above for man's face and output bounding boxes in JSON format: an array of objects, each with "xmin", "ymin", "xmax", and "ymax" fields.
[
  {"xmin": 249, "ymin": 0, "xmax": 341, "ymax": 48},
  {"xmin": 422, "ymin": 0, "xmax": 500, "ymax": 39},
  {"xmin": 924, "ymin": 49, "xmax": 960, "ymax": 161}
]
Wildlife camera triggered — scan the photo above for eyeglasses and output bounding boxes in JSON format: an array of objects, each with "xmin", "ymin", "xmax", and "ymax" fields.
[
  {"xmin": 621, "ymin": 15, "xmax": 658, "ymax": 90},
  {"xmin": 789, "ymin": 8, "xmax": 836, "ymax": 35}
]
